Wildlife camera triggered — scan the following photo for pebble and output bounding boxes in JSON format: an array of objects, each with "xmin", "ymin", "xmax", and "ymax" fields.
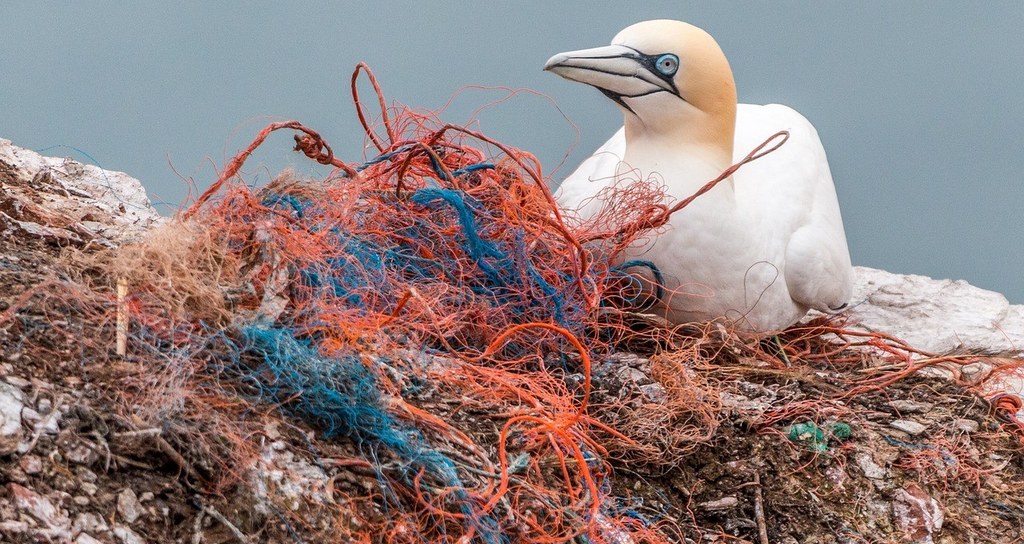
[
  {"xmin": 698, "ymin": 496, "xmax": 738, "ymax": 511},
  {"xmin": 4, "ymin": 376, "xmax": 31, "ymax": 388},
  {"xmin": 66, "ymin": 444, "xmax": 99, "ymax": 465},
  {"xmin": 19, "ymin": 455, "xmax": 43, "ymax": 475},
  {"xmin": 0, "ymin": 382, "xmax": 25, "ymax": 455},
  {"xmin": 37, "ymin": 408, "xmax": 61, "ymax": 435},
  {"xmin": 73, "ymin": 512, "xmax": 109, "ymax": 535},
  {"xmin": 7, "ymin": 466, "xmax": 29, "ymax": 483},
  {"xmin": 79, "ymin": 482, "xmax": 98, "ymax": 496},
  {"xmin": 825, "ymin": 463, "xmax": 847, "ymax": 486},
  {"xmin": 75, "ymin": 534, "xmax": 105, "ymax": 544},
  {"xmin": 953, "ymin": 418, "xmax": 979, "ymax": 433},
  {"xmin": 117, "ymin": 488, "xmax": 143, "ymax": 524},
  {"xmin": 892, "ymin": 483, "xmax": 943, "ymax": 542},
  {"xmin": 0, "ymin": 520, "xmax": 30, "ymax": 533},
  {"xmin": 639, "ymin": 383, "xmax": 667, "ymax": 403},
  {"xmin": 37, "ymin": 397, "xmax": 52, "ymax": 414},
  {"xmin": 890, "ymin": 419, "xmax": 928, "ymax": 436},
  {"xmin": 856, "ymin": 452, "xmax": 886, "ymax": 480},
  {"xmin": 959, "ymin": 362, "xmax": 993, "ymax": 385},
  {"xmin": 113, "ymin": 524, "xmax": 146, "ymax": 544},
  {"xmin": 77, "ymin": 468, "xmax": 98, "ymax": 483},
  {"xmin": 20, "ymin": 406, "xmax": 42, "ymax": 425},
  {"xmin": 886, "ymin": 400, "xmax": 932, "ymax": 414},
  {"xmin": 9, "ymin": 483, "xmax": 71, "ymax": 535}
]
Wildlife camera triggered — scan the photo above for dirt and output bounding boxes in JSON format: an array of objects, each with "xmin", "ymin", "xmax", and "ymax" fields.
[
  {"xmin": 2, "ymin": 138, "xmax": 1024, "ymax": 544},
  {"xmin": 1, "ymin": 230, "xmax": 1023, "ymax": 544}
]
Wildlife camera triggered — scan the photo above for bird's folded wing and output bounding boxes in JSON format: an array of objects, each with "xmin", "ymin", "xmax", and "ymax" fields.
[{"xmin": 734, "ymin": 103, "xmax": 853, "ymax": 311}]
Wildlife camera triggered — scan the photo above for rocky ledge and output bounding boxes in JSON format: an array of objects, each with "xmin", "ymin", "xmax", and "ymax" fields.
[
  {"xmin": 0, "ymin": 139, "xmax": 160, "ymax": 245},
  {"xmin": 1, "ymin": 139, "xmax": 1022, "ymax": 543}
]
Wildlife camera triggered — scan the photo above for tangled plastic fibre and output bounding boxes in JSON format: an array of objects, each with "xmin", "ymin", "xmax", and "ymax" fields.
[
  {"xmin": 103, "ymin": 63, "xmax": 713, "ymax": 543},
  {"xmin": 55, "ymin": 63, "xmax": 1024, "ymax": 543}
]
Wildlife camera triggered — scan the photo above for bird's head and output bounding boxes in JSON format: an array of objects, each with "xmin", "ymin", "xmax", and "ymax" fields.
[{"xmin": 545, "ymin": 20, "xmax": 736, "ymax": 159}]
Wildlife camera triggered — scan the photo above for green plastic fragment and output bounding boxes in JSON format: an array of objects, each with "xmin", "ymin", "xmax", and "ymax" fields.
[
  {"xmin": 829, "ymin": 422, "xmax": 852, "ymax": 441},
  {"xmin": 788, "ymin": 421, "xmax": 828, "ymax": 451},
  {"xmin": 786, "ymin": 421, "xmax": 852, "ymax": 452}
]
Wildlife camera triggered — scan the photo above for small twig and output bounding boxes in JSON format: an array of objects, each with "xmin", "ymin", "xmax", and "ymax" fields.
[
  {"xmin": 155, "ymin": 435, "xmax": 200, "ymax": 482},
  {"xmin": 116, "ymin": 277, "xmax": 128, "ymax": 356},
  {"xmin": 91, "ymin": 430, "xmax": 112, "ymax": 472},
  {"xmin": 753, "ymin": 472, "xmax": 769, "ymax": 544},
  {"xmin": 77, "ymin": 436, "xmax": 155, "ymax": 471},
  {"xmin": 194, "ymin": 496, "xmax": 249, "ymax": 543},
  {"xmin": 112, "ymin": 428, "xmax": 163, "ymax": 439}
]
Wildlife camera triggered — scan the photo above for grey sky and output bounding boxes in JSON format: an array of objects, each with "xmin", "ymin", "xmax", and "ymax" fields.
[{"xmin": 2, "ymin": 2, "xmax": 1022, "ymax": 302}]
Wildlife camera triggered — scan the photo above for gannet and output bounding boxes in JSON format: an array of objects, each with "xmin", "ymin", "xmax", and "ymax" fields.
[{"xmin": 545, "ymin": 20, "xmax": 853, "ymax": 332}]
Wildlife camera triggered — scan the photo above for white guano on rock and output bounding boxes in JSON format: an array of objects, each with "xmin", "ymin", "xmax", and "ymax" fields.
[
  {"xmin": 847, "ymin": 266, "xmax": 1024, "ymax": 357},
  {"xmin": 0, "ymin": 138, "xmax": 161, "ymax": 244}
]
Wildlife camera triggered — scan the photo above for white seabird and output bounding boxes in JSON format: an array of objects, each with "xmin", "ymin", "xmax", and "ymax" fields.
[{"xmin": 545, "ymin": 19, "xmax": 853, "ymax": 332}]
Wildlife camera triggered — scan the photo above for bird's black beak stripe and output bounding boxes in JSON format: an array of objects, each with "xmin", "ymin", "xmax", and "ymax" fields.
[{"xmin": 544, "ymin": 44, "xmax": 682, "ymax": 111}]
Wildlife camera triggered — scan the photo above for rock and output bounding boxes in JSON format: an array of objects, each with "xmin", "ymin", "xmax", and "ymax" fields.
[
  {"xmin": 8, "ymin": 483, "xmax": 71, "ymax": 538},
  {"xmin": 890, "ymin": 419, "xmax": 928, "ymax": 436},
  {"xmin": 848, "ymin": 267, "xmax": 1024, "ymax": 356},
  {"xmin": 615, "ymin": 365, "xmax": 651, "ymax": 386},
  {"xmin": 76, "ymin": 467, "xmax": 99, "ymax": 482},
  {"xmin": 0, "ymin": 382, "xmax": 25, "ymax": 455},
  {"xmin": 79, "ymin": 482, "xmax": 98, "ymax": 496},
  {"xmin": 916, "ymin": 366, "xmax": 955, "ymax": 381},
  {"xmin": 19, "ymin": 454, "xmax": 42, "ymax": 475},
  {"xmin": 960, "ymin": 362, "xmax": 994, "ymax": 386},
  {"xmin": 856, "ymin": 452, "xmax": 886, "ymax": 481},
  {"xmin": 698, "ymin": 496, "xmax": 738, "ymax": 511},
  {"xmin": 251, "ymin": 444, "xmax": 330, "ymax": 514},
  {"xmin": 112, "ymin": 524, "xmax": 146, "ymax": 544},
  {"xmin": 0, "ymin": 521, "xmax": 30, "ymax": 534},
  {"xmin": 0, "ymin": 138, "xmax": 161, "ymax": 244},
  {"xmin": 34, "ymin": 406, "xmax": 61, "ymax": 435},
  {"xmin": 824, "ymin": 463, "xmax": 847, "ymax": 487},
  {"xmin": 76, "ymin": 534, "xmax": 106, "ymax": 544},
  {"xmin": 6, "ymin": 466, "xmax": 29, "ymax": 484},
  {"xmin": 36, "ymin": 397, "xmax": 52, "ymax": 414},
  {"xmin": 952, "ymin": 418, "xmax": 980, "ymax": 433},
  {"xmin": 20, "ymin": 406, "xmax": 42, "ymax": 425},
  {"xmin": 117, "ymin": 488, "xmax": 143, "ymax": 523},
  {"xmin": 5, "ymin": 376, "xmax": 31, "ymax": 388},
  {"xmin": 72, "ymin": 512, "xmax": 109, "ymax": 535},
  {"xmin": 887, "ymin": 400, "xmax": 932, "ymax": 414},
  {"xmin": 892, "ymin": 483, "xmax": 943, "ymax": 543},
  {"xmin": 638, "ymin": 382, "xmax": 667, "ymax": 402},
  {"xmin": 720, "ymin": 391, "xmax": 772, "ymax": 414},
  {"xmin": 67, "ymin": 443, "xmax": 100, "ymax": 465}
]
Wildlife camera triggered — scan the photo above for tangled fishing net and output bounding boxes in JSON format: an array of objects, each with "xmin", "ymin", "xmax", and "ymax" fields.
[{"xmin": 42, "ymin": 64, "xmax": 1024, "ymax": 543}]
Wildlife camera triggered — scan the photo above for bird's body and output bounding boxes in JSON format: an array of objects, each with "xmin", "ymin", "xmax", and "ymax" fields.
[{"xmin": 546, "ymin": 20, "xmax": 852, "ymax": 331}]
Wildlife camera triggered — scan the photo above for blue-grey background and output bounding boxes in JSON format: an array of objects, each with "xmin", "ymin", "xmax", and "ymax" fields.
[{"xmin": 2, "ymin": 3, "xmax": 1022, "ymax": 302}]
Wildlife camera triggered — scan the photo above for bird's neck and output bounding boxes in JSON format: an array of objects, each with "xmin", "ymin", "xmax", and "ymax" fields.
[{"xmin": 622, "ymin": 118, "xmax": 736, "ymax": 201}]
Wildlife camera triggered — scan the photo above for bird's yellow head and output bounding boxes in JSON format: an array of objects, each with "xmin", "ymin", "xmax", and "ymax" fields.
[{"xmin": 545, "ymin": 19, "xmax": 737, "ymax": 160}]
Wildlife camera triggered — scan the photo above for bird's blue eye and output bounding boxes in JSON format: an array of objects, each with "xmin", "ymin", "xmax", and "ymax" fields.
[{"xmin": 655, "ymin": 54, "xmax": 679, "ymax": 76}]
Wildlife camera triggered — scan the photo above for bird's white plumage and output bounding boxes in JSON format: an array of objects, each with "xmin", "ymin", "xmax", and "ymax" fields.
[{"xmin": 548, "ymin": 21, "xmax": 853, "ymax": 331}]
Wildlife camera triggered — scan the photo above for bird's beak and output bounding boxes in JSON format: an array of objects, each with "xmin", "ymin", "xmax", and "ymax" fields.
[{"xmin": 544, "ymin": 44, "xmax": 675, "ymax": 103}]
